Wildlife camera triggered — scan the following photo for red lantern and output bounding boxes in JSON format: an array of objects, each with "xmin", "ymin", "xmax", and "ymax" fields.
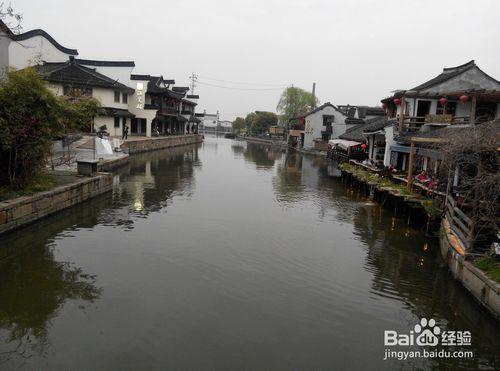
[
  {"xmin": 439, "ymin": 97, "xmax": 448, "ymax": 106},
  {"xmin": 381, "ymin": 103, "xmax": 387, "ymax": 110},
  {"xmin": 459, "ymin": 95, "xmax": 468, "ymax": 104},
  {"xmin": 361, "ymin": 143, "xmax": 367, "ymax": 150},
  {"xmin": 393, "ymin": 98, "xmax": 401, "ymax": 106}
]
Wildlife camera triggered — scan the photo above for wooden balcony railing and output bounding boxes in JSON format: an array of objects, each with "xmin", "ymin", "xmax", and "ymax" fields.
[
  {"xmin": 399, "ymin": 115, "xmax": 471, "ymax": 132},
  {"xmin": 445, "ymin": 194, "xmax": 474, "ymax": 252}
]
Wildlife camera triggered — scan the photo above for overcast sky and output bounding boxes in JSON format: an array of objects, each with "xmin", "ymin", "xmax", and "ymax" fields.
[{"xmin": 13, "ymin": 0, "xmax": 500, "ymax": 120}]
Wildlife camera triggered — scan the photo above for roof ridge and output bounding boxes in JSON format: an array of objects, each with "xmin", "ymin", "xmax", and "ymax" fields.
[
  {"xmin": 12, "ymin": 28, "xmax": 78, "ymax": 55},
  {"xmin": 75, "ymin": 58, "xmax": 135, "ymax": 67},
  {"xmin": 442, "ymin": 60, "xmax": 475, "ymax": 72}
]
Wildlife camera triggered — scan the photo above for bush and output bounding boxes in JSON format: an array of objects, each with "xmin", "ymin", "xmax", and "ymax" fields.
[
  {"xmin": 0, "ymin": 68, "xmax": 99, "ymax": 188},
  {"xmin": 474, "ymin": 256, "xmax": 500, "ymax": 283}
]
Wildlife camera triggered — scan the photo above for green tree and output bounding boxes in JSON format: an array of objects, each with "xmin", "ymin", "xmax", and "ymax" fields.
[
  {"xmin": 232, "ymin": 117, "xmax": 246, "ymax": 134},
  {"xmin": 245, "ymin": 111, "xmax": 277, "ymax": 134},
  {"xmin": 0, "ymin": 68, "xmax": 100, "ymax": 188},
  {"xmin": 276, "ymin": 86, "xmax": 319, "ymax": 124}
]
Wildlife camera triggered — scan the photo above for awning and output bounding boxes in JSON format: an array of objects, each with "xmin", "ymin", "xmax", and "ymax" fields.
[
  {"xmin": 390, "ymin": 144, "xmax": 443, "ymax": 160},
  {"xmin": 328, "ymin": 139, "xmax": 361, "ymax": 150}
]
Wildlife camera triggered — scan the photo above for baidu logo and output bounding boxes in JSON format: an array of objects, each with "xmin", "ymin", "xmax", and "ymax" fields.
[
  {"xmin": 383, "ymin": 318, "xmax": 473, "ymax": 361},
  {"xmin": 384, "ymin": 318, "xmax": 471, "ymax": 347}
]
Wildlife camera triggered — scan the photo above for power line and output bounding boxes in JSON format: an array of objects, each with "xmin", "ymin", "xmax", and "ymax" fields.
[
  {"xmin": 197, "ymin": 74, "xmax": 288, "ymax": 87},
  {"xmin": 196, "ymin": 80, "xmax": 288, "ymax": 91}
]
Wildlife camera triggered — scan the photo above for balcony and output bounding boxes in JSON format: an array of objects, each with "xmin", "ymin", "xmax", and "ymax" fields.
[{"xmin": 399, "ymin": 115, "xmax": 471, "ymax": 133}]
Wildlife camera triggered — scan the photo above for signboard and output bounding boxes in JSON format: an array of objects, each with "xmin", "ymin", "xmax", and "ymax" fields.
[{"xmin": 136, "ymin": 82, "xmax": 144, "ymax": 110}]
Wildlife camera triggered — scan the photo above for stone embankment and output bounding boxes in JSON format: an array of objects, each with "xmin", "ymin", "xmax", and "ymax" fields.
[
  {"xmin": 0, "ymin": 173, "xmax": 112, "ymax": 235},
  {"xmin": 122, "ymin": 134, "xmax": 203, "ymax": 154}
]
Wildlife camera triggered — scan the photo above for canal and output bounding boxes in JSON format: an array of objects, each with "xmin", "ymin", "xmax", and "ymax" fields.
[{"xmin": 0, "ymin": 137, "xmax": 499, "ymax": 370}]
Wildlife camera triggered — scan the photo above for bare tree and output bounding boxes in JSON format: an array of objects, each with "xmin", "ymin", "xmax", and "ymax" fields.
[
  {"xmin": 433, "ymin": 120, "xmax": 500, "ymax": 251},
  {"xmin": 0, "ymin": 2, "xmax": 22, "ymax": 34}
]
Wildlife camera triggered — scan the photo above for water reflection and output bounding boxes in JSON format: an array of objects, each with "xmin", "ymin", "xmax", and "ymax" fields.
[
  {"xmin": 234, "ymin": 139, "xmax": 500, "ymax": 369},
  {"xmin": 0, "ymin": 207, "xmax": 103, "ymax": 366},
  {"xmin": 99, "ymin": 144, "xmax": 201, "ymax": 230},
  {"xmin": 0, "ymin": 138, "xmax": 498, "ymax": 369}
]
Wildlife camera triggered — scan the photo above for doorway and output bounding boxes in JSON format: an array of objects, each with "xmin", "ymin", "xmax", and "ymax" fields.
[{"xmin": 416, "ymin": 100, "xmax": 431, "ymax": 120}]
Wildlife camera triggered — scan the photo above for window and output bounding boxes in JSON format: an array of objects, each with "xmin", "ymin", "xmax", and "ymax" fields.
[
  {"xmin": 114, "ymin": 91, "xmax": 120, "ymax": 103},
  {"xmin": 122, "ymin": 93, "xmax": 128, "ymax": 104},
  {"xmin": 323, "ymin": 115, "xmax": 334, "ymax": 125},
  {"xmin": 114, "ymin": 116, "xmax": 120, "ymax": 128}
]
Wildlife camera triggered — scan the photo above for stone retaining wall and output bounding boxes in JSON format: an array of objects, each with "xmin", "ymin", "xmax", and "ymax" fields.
[
  {"xmin": 0, "ymin": 173, "xmax": 113, "ymax": 235},
  {"xmin": 440, "ymin": 219, "xmax": 500, "ymax": 320},
  {"xmin": 122, "ymin": 135, "xmax": 203, "ymax": 154},
  {"xmin": 99, "ymin": 155, "xmax": 130, "ymax": 172}
]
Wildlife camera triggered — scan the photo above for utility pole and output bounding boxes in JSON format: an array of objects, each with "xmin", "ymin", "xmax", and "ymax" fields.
[
  {"xmin": 312, "ymin": 82, "xmax": 316, "ymax": 108},
  {"xmin": 189, "ymin": 72, "xmax": 198, "ymax": 94}
]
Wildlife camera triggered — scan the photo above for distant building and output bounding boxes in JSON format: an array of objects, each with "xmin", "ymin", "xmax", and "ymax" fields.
[
  {"xmin": 199, "ymin": 111, "xmax": 219, "ymax": 133},
  {"xmin": 128, "ymin": 75, "xmax": 199, "ymax": 137},
  {"xmin": 287, "ymin": 102, "xmax": 368, "ymax": 150},
  {"xmin": 218, "ymin": 120, "xmax": 233, "ymax": 133}
]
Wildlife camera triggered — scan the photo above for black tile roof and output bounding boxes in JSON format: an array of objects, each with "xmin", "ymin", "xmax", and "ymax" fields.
[
  {"xmin": 411, "ymin": 60, "xmax": 500, "ymax": 92},
  {"xmin": 130, "ymin": 74, "xmax": 151, "ymax": 80},
  {"xmin": 173, "ymin": 86, "xmax": 189, "ymax": 92},
  {"xmin": 33, "ymin": 59, "xmax": 133, "ymax": 93},
  {"xmin": 363, "ymin": 117, "xmax": 392, "ymax": 133},
  {"xmin": 187, "ymin": 94, "xmax": 199, "ymax": 99},
  {"xmin": 100, "ymin": 107, "xmax": 135, "ymax": 117},
  {"xmin": 11, "ymin": 29, "xmax": 78, "ymax": 55},
  {"xmin": 339, "ymin": 117, "xmax": 391, "ymax": 142},
  {"xmin": 75, "ymin": 59, "xmax": 135, "ymax": 67},
  {"xmin": 339, "ymin": 125, "xmax": 367, "ymax": 142}
]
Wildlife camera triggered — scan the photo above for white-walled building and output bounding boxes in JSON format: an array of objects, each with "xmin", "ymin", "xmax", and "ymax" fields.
[
  {"xmin": 288, "ymin": 103, "xmax": 359, "ymax": 149},
  {"xmin": 0, "ymin": 20, "xmax": 78, "ymax": 72},
  {"xmin": 199, "ymin": 112, "xmax": 219, "ymax": 133},
  {"xmin": 128, "ymin": 75, "xmax": 199, "ymax": 137},
  {"xmin": 34, "ymin": 57, "xmax": 134, "ymax": 136},
  {"xmin": 382, "ymin": 60, "xmax": 500, "ymax": 173}
]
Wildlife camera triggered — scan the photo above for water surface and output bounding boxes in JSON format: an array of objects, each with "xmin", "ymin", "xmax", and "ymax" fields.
[{"xmin": 1, "ymin": 137, "xmax": 499, "ymax": 370}]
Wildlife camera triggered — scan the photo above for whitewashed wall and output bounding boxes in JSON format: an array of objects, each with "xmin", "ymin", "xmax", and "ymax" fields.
[
  {"xmin": 303, "ymin": 106, "xmax": 346, "ymax": 149},
  {"xmin": 9, "ymin": 36, "xmax": 73, "ymax": 69},
  {"xmin": 90, "ymin": 66, "xmax": 135, "ymax": 88},
  {"xmin": 128, "ymin": 79, "xmax": 156, "ymax": 137}
]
